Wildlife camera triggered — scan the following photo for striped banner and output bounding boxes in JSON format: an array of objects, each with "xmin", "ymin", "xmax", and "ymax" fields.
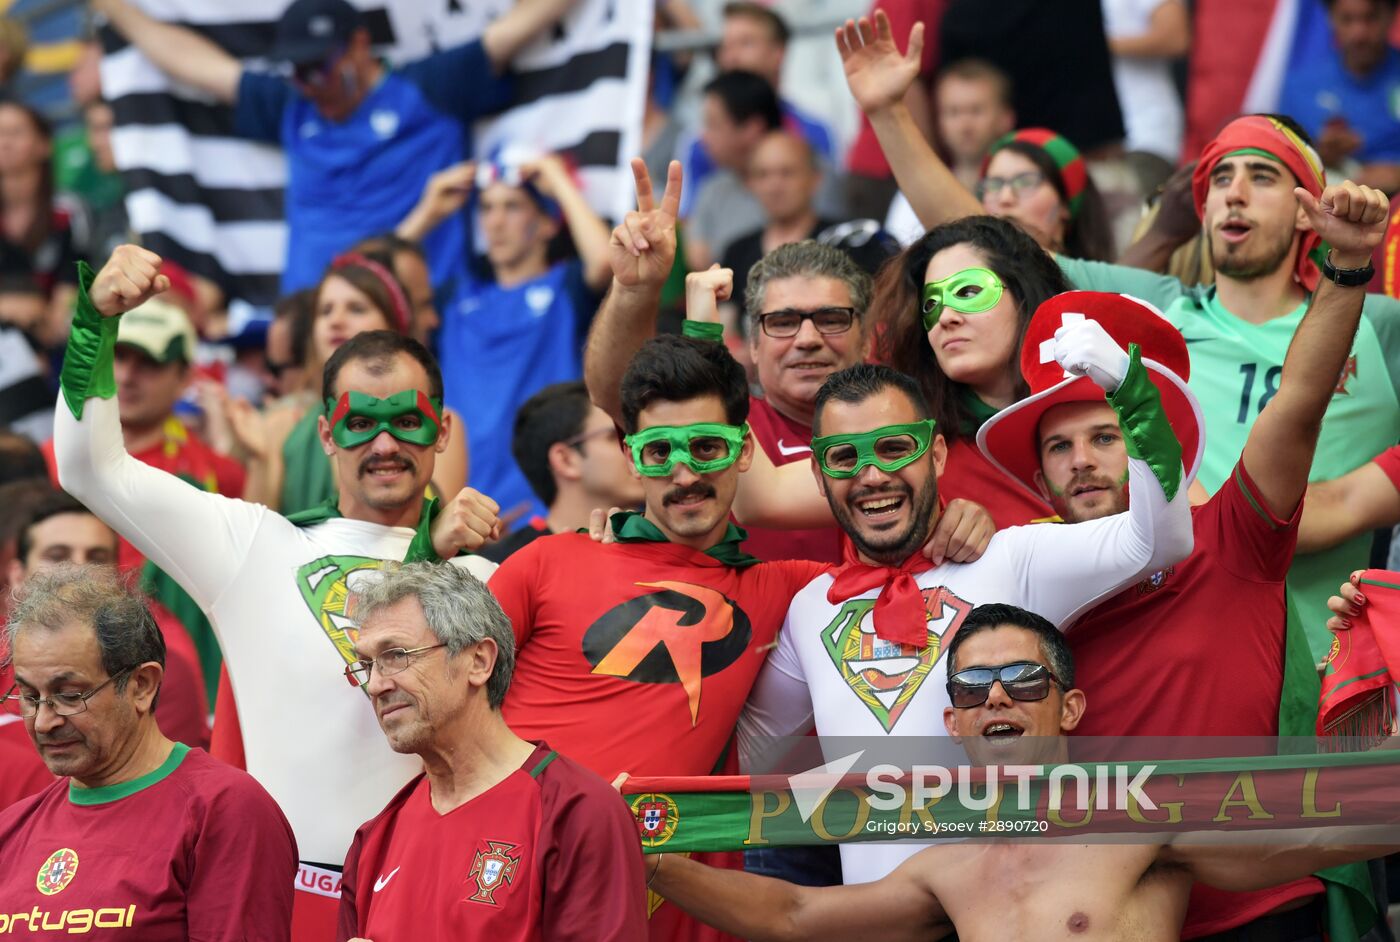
[{"xmin": 98, "ymin": 0, "xmax": 651, "ymax": 307}]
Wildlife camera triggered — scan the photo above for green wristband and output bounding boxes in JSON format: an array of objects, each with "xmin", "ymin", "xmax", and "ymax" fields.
[
  {"xmin": 682, "ymin": 320, "xmax": 725, "ymax": 343},
  {"xmin": 59, "ymin": 261, "xmax": 121, "ymax": 420}
]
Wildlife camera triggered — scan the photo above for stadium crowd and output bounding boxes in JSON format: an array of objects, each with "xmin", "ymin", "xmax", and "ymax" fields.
[{"xmin": 6, "ymin": 0, "xmax": 1400, "ymax": 939}]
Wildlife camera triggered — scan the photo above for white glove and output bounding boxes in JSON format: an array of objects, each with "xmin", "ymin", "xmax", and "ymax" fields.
[{"xmin": 1053, "ymin": 318, "xmax": 1131, "ymax": 392}]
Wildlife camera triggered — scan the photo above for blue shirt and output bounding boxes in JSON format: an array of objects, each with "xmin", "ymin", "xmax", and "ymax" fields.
[
  {"xmin": 439, "ymin": 259, "xmax": 598, "ymax": 518},
  {"xmin": 234, "ymin": 41, "xmax": 512, "ymax": 292},
  {"xmin": 677, "ymin": 99, "xmax": 836, "ymax": 218},
  {"xmin": 1278, "ymin": 44, "xmax": 1400, "ymax": 163}
]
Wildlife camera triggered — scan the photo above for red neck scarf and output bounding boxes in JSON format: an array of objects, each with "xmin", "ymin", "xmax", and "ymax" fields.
[
  {"xmin": 826, "ymin": 544, "xmax": 937, "ymax": 648},
  {"xmin": 1191, "ymin": 115, "xmax": 1327, "ymax": 293}
]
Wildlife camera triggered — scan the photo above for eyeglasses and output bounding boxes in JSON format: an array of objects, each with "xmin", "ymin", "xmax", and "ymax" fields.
[
  {"xmin": 811, "ymin": 420, "xmax": 936, "ymax": 479},
  {"xmin": 2, "ymin": 665, "xmax": 138, "ymax": 718},
  {"xmin": 756, "ymin": 307, "xmax": 858, "ymax": 339},
  {"xmin": 975, "ymin": 170, "xmax": 1046, "ymax": 202},
  {"xmin": 947, "ymin": 661, "xmax": 1064, "ymax": 709},
  {"xmin": 563, "ymin": 426, "xmax": 615, "ymax": 452},
  {"xmin": 344, "ymin": 643, "xmax": 447, "ymax": 688}
]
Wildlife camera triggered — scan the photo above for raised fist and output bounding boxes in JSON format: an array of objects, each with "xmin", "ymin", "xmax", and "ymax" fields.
[{"xmin": 90, "ymin": 244, "xmax": 170, "ymax": 318}]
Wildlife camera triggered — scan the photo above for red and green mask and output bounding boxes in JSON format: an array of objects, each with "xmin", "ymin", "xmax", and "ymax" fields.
[{"xmin": 326, "ymin": 391, "xmax": 443, "ymax": 448}]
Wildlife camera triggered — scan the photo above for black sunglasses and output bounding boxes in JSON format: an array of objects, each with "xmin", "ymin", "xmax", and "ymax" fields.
[{"xmin": 946, "ymin": 661, "xmax": 1063, "ymax": 709}]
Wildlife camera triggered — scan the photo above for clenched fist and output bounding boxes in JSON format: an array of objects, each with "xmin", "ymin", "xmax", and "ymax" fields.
[
  {"xmin": 430, "ymin": 487, "xmax": 501, "ymax": 559},
  {"xmin": 90, "ymin": 245, "xmax": 171, "ymax": 317}
]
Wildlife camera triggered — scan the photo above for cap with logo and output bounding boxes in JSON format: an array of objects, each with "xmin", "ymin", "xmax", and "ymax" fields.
[
  {"xmin": 116, "ymin": 299, "xmax": 198, "ymax": 364},
  {"xmin": 270, "ymin": 0, "xmax": 363, "ymax": 66}
]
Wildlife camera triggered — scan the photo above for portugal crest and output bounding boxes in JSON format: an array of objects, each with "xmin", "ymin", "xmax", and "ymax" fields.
[
  {"xmin": 822, "ymin": 587, "xmax": 972, "ymax": 732},
  {"xmin": 466, "ymin": 840, "xmax": 520, "ymax": 905},
  {"xmin": 296, "ymin": 554, "xmax": 397, "ymax": 681},
  {"xmin": 630, "ymin": 792, "xmax": 680, "ymax": 848},
  {"xmin": 36, "ymin": 848, "xmax": 78, "ymax": 896}
]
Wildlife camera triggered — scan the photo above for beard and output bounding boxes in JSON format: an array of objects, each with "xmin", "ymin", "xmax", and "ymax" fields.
[
  {"xmin": 1209, "ymin": 223, "xmax": 1295, "ymax": 281},
  {"xmin": 1051, "ymin": 472, "xmax": 1129, "ymax": 524},
  {"xmin": 828, "ymin": 474, "xmax": 940, "ymax": 565}
]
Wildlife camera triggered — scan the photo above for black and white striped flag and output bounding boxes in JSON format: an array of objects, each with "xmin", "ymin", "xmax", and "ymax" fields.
[{"xmin": 99, "ymin": 0, "xmax": 652, "ymax": 308}]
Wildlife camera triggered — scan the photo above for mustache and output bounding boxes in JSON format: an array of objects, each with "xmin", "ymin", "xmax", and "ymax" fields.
[
  {"xmin": 35, "ymin": 732, "xmax": 82, "ymax": 746},
  {"xmin": 663, "ymin": 482, "xmax": 716, "ymax": 506},
  {"xmin": 847, "ymin": 481, "xmax": 912, "ymax": 502},
  {"xmin": 359, "ymin": 456, "xmax": 415, "ymax": 479},
  {"xmin": 1066, "ymin": 473, "xmax": 1119, "ymax": 496}
]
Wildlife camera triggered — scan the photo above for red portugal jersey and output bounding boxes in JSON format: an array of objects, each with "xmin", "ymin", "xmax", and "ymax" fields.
[
  {"xmin": 941, "ymin": 438, "xmax": 1055, "ymax": 530},
  {"xmin": 0, "ymin": 744, "xmax": 296, "ymax": 940},
  {"xmin": 490, "ymin": 532, "xmax": 824, "ymax": 942},
  {"xmin": 1066, "ymin": 461, "xmax": 1319, "ymax": 934},
  {"xmin": 0, "ymin": 717, "xmax": 50, "ymax": 811},
  {"xmin": 339, "ymin": 744, "xmax": 646, "ymax": 942},
  {"xmin": 742, "ymin": 397, "xmax": 843, "ymax": 564}
]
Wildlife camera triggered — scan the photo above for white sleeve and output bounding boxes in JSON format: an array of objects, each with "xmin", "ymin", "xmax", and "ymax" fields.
[
  {"xmin": 452, "ymin": 555, "xmax": 499, "ymax": 582},
  {"xmin": 53, "ymin": 394, "xmax": 267, "ymax": 610},
  {"xmin": 736, "ymin": 609, "xmax": 814, "ymax": 771},
  {"xmin": 1009, "ymin": 453, "xmax": 1194, "ymax": 628}
]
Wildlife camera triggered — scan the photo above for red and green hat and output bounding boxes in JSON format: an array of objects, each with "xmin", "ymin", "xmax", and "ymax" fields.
[
  {"xmin": 977, "ymin": 291, "xmax": 1204, "ymax": 502},
  {"xmin": 985, "ymin": 127, "xmax": 1088, "ymax": 218}
]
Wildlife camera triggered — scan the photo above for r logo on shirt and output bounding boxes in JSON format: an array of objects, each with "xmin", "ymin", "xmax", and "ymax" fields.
[
  {"xmin": 466, "ymin": 840, "xmax": 521, "ymax": 905},
  {"xmin": 821, "ymin": 587, "xmax": 972, "ymax": 732},
  {"xmin": 581, "ymin": 581, "xmax": 751, "ymax": 725}
]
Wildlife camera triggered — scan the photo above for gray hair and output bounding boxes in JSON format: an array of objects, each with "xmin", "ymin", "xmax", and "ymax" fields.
[
  {"xmin": 743, "ymin": 240, "xmax": 873, "ymax": 336},
  {"xmin": 7, "ymin": 564, "xmax": 165, "ymax": 706},
  {"xmin": 352, "ymin": 562, "xmax": 516, "ymax": 709}
]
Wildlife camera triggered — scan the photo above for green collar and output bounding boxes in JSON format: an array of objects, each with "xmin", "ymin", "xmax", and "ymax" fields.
[
  {"xmin": 69, "ymin": 742, "xmax": 190, "ymax": 806},
  {"xmin": 607, "ymin": 510, "xmax": 760, "ymax": 568},
  {"xmin": 286, "ymin": 496, "xmax": 446, "ymax": 563},
  {"xmin": 958, "ymin": 389, "xmax": 1002, "ymax": 436}
]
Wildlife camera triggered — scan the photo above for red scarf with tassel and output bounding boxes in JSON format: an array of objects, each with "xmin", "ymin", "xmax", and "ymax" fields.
[
  {"xmin": 825, "ymin": 544, "xmax": 936, "ymax": 648},
  {"xmin": 1318, "ymin": 569, "xmax": 1400, "ymax": 745}
]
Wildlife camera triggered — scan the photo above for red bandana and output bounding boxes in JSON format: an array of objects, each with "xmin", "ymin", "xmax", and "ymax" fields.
[{"xmin": 826, "ymin": 544, "xmax": 936, "ymax": 648}]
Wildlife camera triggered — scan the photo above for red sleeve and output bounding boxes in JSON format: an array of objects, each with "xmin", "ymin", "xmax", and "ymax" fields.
[
  {"xmin": 186, "ymin": 767, "xmax": 298, "ymax": 942},
  {"xmin": 1372, "ymin": 445, "xmax": 1400, "ymax": 493},
  {"xmin": 487, "ymin": 539, "xmax": 545, "ymax": 646},
  {"xmin": 151, "ymin": 603, "xmax": 211, "ymax": 749},
  {"xmin": 212, "ymin": 452, "xmax": 246, "ymax": 499},
  {"xmin": 1199, "ymin": 461, "xmax": 1300, "ymax": 582},
  {"xmin": 336, "ymin": 832, "xmax": 364, "ymax": 942},
  {"xmin": 539, "ymin": 761, "xmax": 648, "ymax": 941}
]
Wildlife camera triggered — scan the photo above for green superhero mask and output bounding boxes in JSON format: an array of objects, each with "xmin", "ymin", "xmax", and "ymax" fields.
[
  {"xmin": 623, "ymin": 423, "xmax": 749, "ymax": 477},
  {"xmin": 326, "ymin": 390, "xmax": 444, "ymax": 448},
  {"xmin": 812, "ymin": 419, "xmax": 936, "ymax": 479},
  {"xmin": 920, "ymin": 267, "xmax": 1005, "ymax": 330}
]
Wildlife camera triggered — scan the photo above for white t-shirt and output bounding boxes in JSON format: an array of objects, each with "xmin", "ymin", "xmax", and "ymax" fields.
[
  {"xmin": 54, "ymin": 395, "xmax": 496, "ymax": 866},
  {"xmin": 1101, "ymin": 0, "xmax": 1185, "ymax": 162},
  {"xmin": 738, "ymin": 455, "xmax": 1192, "ymax": 882}
]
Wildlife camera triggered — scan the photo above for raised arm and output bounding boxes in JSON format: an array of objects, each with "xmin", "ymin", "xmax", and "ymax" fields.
[
  {"xmin": 53, "ymin": 246, "xmax": 266, "ymax": 608},
  {"xmin": 651, "ymin": 848, "xmax": 947, "ymax": 942},
  {"xmin": 523, "ymin": 154, "xmax": 613, "ymax": 292},
  {"xmin": 397, "ymin": 162, "xmax": 476, "ymax": 243},
  {"xmin": 481, "ymin": 0, "xmax": 579, "ymax": 71},
  {"xmin": 583, "ymin": 159, "xmax": 681, "ymax": 422},
  {"xmin": 1241, "ymin": 182, "xmax": 1389, "ymax": 519},
  {"xmin": 94, "ymin": 0, "xmax": 241, "ymax": 103},
  {"xmin": 1298, "ymin": 453, "xmax": 1400, "ymax": 554},
  {"xmin": 836, "ymin": 13, "xmax": 981, "ymax": 232}
]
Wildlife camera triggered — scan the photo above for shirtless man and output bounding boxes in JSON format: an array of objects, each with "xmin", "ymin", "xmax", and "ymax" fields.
[{"xmin": 650, "ymin": 603, "xmax": 1390, "ymax": 942}]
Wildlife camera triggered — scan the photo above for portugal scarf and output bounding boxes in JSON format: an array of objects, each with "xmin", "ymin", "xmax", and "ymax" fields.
[{"xmin": 1318, "ymin": 569, "xmax": 1400, "ymax": 743}]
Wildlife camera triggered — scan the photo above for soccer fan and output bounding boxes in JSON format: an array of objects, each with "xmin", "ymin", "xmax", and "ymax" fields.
[
  {"xmin": 976, "ymin": 176, "xmax": 1388, "ymax": 938},
  {"xmin": 884, "ymin": 58, "xmax": 1015, "ymax": 245},
  {"xmin": 738, "ymin": 304, "xmax": 1195, "ymax": 883},
  {"xmin": 685, "ymin": 71, "xmax": 785, "ymax": 270},
  {"xmin": 679, "ymin": 1, "xmax": 837, "ymax": 217},
  {"xmin": 648, "ymin": 604, "xmax": 1397, "ymax": 942},
  {"xmin": 721, "ymin": 132, "xmax": 840, "ymax": 317},
  {"xmin": 481, "ymin": 381, "xmax": 642, "ymax": 563},
  {"xmin": 842, "ymin": 14, "xmax": 1400, "ymax": 661},
  {"xmin": 399, "ymin": 150, "xmax": 611, "ymax": 519},
  {"xmin": 589, "ymin": 163, "xmax": 883, "ymax": 563},
  {"xmin": 1279, "ymin": 0, "xmax": 1400, "ymax": 193},
  {"xmin": 352, "ymin": 234, "xmax": 440, "ymax": 346},
  {"xmin": 0, "ymin": 565, "xmax": 296, "ymax": 939},
  {"xmin": 1296, "ymin": 445, "xmax": 1400, "ymax": 554},
  {"xmin": 94, "ymin": 0, "xmax": 577, "ymax": 291},
  {"xmin": 7, "ymin": 490, "xmax": 210, "ymax": 749},
  {"xmin": 53, "ymin": 244, "xmax": 500, "ymax": 938},
  {"xmin": 338, "ymin": 562, "xmax": 646, "ymax": 941}
]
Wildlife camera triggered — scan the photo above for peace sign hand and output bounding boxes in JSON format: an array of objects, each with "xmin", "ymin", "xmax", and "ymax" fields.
[{"xmin": 609, "ymin": 158, "xmax": 682, "ymax": 291}]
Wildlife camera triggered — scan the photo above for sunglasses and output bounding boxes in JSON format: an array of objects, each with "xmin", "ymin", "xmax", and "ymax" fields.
[
  {"xmin": 293, "ymin": 47, "xmax": 345, "ymax": 87},
  {"xmin": 946, "ymin": 661, "xmax": 1064, "ymax": 709}
]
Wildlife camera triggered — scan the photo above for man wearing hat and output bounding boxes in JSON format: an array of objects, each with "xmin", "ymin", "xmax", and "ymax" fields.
[
  {"xmin": 981, "ymin": 180, "xmax": 1391, "ymax": 942},
  {"xmin": 737, "ymin": 300, "xmax": 1196, "ymax": 886},
  {"xmin": 94, "ymin": 0, "xmax": 578, "ymax": 292}
]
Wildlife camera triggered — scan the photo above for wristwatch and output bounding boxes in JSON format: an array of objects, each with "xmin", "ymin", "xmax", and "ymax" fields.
[{"xmin": 1321, "ymin": 251, "xmax": 1375, "ymax": 288}]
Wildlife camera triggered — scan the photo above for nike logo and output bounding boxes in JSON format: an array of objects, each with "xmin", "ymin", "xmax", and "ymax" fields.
[
  {"xmin": 775, "ymin": 438, "xmax": 811, "ymax": 456},
  {"xmin": 374, "ymin": 867, "xmax": 400, "ymax": 892}
]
